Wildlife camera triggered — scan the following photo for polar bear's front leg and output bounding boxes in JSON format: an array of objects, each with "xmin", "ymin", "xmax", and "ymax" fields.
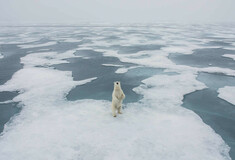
[
  {"xmin": 111, "ymin": 105, "xmax": 117, "ymax": 117},
  {"xmin": 122, "ymin": 93, "xmax": 125, "ymax": 100}
]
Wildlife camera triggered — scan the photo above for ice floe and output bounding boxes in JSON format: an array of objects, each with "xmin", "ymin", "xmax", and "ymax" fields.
[
  {"xmin": 218, "ymin": 86, "xmax": 235, "ymax": 105},
  {"xmin": 18, "ymin": 42, "xmax": 57, "ymax": 49},
  {"xmin": 223, "ymin": 54, "xmax": 235, "ymax": 61},
  {"xmin": 115, "ymin": 66, "xmax": 140, "ymax": 74},
  {"xmin": 77, "ymin": 77, "xmax": 97, "ymax": 85},
  {"xmin": 100, "ymin": 49, "xmax": 235, "ymax": 76},
  {"xmin": 21, "ymin": 50, "xmax": 78, "ymax": 67},
  {"xmin": 102, "ymin": 64, "xmax": 123, "ymax": 67}
]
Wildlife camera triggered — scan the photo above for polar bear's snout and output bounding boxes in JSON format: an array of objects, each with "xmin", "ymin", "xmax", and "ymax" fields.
[{"xmin": 111, "ymin": 81, "xmax": 125, "ymax": 117}]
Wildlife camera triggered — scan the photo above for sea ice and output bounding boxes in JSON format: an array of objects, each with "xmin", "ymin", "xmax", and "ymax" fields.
[
  {"xmin": 0, "ymin": 25, "xmax": 233, "ymax": 160},
  {"xmin": 102, "ymin": 64, "xmax": 123, "ymax": 67},
  {"xmin": 218, "ymin": 86, "xmax": 235, "ymax": 105},
  {"xmin": 0, "ymin": 48, "xmax": 231, "ymax": 160},
  {"xmin": 18, "ymin": 42, "xmax": 57, "ymax": 49},
  {"xmin": 115, "ymin": 66, "xmax": 139, "ymax": 74},
  {"xmin": 223, "ymin": 54, "xmax": 235, "ymax": 61}
]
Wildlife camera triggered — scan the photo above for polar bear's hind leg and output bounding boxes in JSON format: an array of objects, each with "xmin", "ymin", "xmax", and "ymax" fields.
[
  {"xmin": 118, "ymin": 106, "xmax": 122, "ymax": 114},
  {"xmin": 112, "ymin": 105, "xmax": 117, "ymax": 117}
]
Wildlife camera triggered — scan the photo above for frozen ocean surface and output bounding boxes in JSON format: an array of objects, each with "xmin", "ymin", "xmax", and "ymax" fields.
[{"xmin": 0, "ymin": 24, "xmax": 235, "ymax": 160}]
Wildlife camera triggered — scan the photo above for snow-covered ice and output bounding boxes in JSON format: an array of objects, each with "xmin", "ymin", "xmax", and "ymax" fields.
[
  {"xmin": 102, "ymin": 64, "xmax": 123, "ymax": 67},
  {"xmin": 0, "ymin": 48, "xmax": 231, "ymax": 160},
  {"xmin": 223, "ymin": 54, "xmax": 235, "ymax": 61},
  {"xmin": 218, "ymin": 86, "xmax": 235, "ymax": 105},
  {"xmin": 115, "ymin": 66, "xmax": 139, "ymax": 74},
  {"xmin": 18, "ymin": 41, "xmax": 57, "ymax": 49}
]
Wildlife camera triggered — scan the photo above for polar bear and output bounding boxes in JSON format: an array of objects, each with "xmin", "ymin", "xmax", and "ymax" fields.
[{"xmin": 111, "ymin": 81, "xmax": 125, "ymax": 117}]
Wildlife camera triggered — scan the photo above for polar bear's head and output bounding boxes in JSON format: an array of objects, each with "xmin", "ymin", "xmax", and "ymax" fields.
[{"xmin": 114, "ymin": 81, "xmax": 121, "ymax": 89}]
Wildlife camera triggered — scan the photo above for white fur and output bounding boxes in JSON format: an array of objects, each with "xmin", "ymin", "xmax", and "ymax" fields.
[{"xmin": 111, "ymin": 81, "xmax": 125, "ymax": 117}]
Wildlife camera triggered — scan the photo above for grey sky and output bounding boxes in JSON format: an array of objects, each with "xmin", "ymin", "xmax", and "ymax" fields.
[{"xmin": 0, "ymin": 0, "xmax": 235, "ymax": 24}]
